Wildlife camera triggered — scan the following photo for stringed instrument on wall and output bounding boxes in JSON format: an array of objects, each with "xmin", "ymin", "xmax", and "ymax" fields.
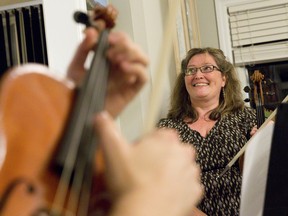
[
  {"xmin": 244, "ymin": 66, "xmax": 283, "ymax": 126},
  {"xmin": 250, "ymin": 69, "xmax": 266, "ymax": 128},
  {"xmin": 0, "ymin": 5, "xmax": 115, "ymax": 216}
]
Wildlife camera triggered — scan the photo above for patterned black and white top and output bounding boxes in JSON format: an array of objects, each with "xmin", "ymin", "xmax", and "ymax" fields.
[{"xmin": 157, "ymin": 107, "xmax": 256, "ymax": 216}]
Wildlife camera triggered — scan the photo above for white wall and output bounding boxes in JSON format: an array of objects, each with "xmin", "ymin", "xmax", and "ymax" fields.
[
  {"xmin": 42, "ymin": 0, "xmax": 87, "ymax": 77},
  {"xmin": 110, "ymin": 0, "xmax": 174, "ymax": 141},
  {"xmin": 196, "ymin": 0, "xmax": 219, "ymax": 48}
]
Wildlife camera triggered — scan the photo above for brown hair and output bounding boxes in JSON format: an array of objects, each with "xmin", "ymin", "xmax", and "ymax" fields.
[{"xmin": 167, "ymin": 47, "xmax": 244, "ymax": 122}]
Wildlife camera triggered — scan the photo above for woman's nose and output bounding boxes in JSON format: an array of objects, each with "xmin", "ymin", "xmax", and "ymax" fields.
[{"xmin": 194, "ymin": 71, "xmax": 204, "ymax": 79}]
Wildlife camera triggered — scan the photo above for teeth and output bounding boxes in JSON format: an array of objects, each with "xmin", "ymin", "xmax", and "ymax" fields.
[{"xmin": 193, "ymin": 83, "xmax": 209, "ymax": 87}]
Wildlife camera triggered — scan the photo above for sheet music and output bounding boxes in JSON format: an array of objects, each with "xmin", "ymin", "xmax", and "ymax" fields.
[{"xmin": 240, "ymin": 123, "xmax": 274, "ymax": 216}]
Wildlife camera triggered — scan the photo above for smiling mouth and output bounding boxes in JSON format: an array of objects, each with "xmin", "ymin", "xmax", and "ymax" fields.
[{"xmin": 192, "ymin": 83, "xmax": 209, "ymax": 87}]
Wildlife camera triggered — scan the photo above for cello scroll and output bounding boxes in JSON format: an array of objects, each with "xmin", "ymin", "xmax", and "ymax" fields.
[{"xmin": 250, "ymin": 70, "xmax": 265, "ymax": 128}]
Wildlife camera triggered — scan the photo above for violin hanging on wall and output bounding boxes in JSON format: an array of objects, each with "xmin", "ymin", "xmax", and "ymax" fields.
[
  {"xmin": 250, "ymin": 70, "xmax": 266, "ymax": 128},
  {"xmin": 0, "ymin": 4, "xmax": 115, "ymax": 216},
  {"xmin": 244, "ymin": 69, "xmax": 278, "ymax": 128}
]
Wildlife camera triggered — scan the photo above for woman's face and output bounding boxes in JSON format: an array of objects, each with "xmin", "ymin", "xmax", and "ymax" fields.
[{"xmin": 184, "ymin": 53, "xmax": 226, "ymax": 104}]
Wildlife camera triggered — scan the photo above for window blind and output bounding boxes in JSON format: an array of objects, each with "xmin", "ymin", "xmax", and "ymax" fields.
[
  {"xmin": 227, "ymin": 0, "xmax": 288, "ymax": 65},
  {"xmin": 0, "ymin": 4, "xmax": 48, "ymax": 76}
]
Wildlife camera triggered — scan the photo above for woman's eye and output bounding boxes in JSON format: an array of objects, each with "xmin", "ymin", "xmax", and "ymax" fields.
[
  {"xmin": 203, "ymin": 66, "xmax": 212, "ymax": 71},
  {"xmin": 188, "ymin": 68, "xmax": 197, "ymax": 73}
]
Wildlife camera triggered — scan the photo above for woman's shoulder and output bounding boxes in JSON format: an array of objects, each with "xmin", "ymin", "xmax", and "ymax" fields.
[
  {"xmin": 157, "ymin": 117, "xmax": 174, "ymax": 126},
  {"xmin": 157, "ymin": 117, "xmax": 182, "ymax": 128},
  {"xmin": 233, "ymin": 106, "xmax": 257, "ymax": 124},
  {"xmin": 242, "ymin": 106, "xmax": 256, "ymax": 118},
  {"xmin": 224, "ymin": 106, "xmax": 256, "ymax": 123},
  {"xmin": 230, "ymin": 106, "xmax": 255, "ymax": 116}
]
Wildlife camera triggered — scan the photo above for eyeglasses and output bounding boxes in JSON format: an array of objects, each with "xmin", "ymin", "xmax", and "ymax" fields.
[{"xmin": 185, "ymin": 65, "xmax": 221, "ymax": 76}]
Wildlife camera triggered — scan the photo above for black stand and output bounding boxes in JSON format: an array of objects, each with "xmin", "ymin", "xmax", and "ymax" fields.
[{"xmin": 263, "ymin": 103, "xmax": 288, "ymax": 216}]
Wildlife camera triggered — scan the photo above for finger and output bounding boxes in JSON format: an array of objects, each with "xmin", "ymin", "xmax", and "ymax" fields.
[
  {"xmin": 94, "ymin": 111, "xmax": 133, "ymax": 194},
  {"xmin": 106, "ymin": 4, "xmax": 118, "ymax": 21},
  {"xmin": 107, "ymin": 32, "xmax": 149, "ymax": 66},
  {"xmin": 93, "ymin": 111, "xmax": 130, "ymax": 164},
  {"xmin": 136, "ymin": 128, "xmax": 180, "ymax": 151},
  {"xmin": 250, "ymin": 125, "xmax": 258, "ymax": 136},
  {"xmin": 181, "ymin": 144, "xmax": 197, "ymax": 162},
  {"xmin": 67, "ymin": 28, "xmax": 99, "ymax": 82},
  {"xmin": 72, "ymin": 28, "xmax": 98, "ymax": 66},
  {"xmin": 114, "ymin": 61, "xmax": 148, "ymax": 88}
]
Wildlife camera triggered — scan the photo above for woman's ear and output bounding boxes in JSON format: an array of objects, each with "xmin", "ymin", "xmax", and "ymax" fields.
[{"xmin": 221, "ymin": 75, "xmax": 227, "ymax": 87}]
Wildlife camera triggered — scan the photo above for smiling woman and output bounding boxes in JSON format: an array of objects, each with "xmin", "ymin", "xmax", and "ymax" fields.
[
  {"xmin": 157, "ymin": 47, "xmax": 257, "ymax": 215},
  {"xmin": 184, "ymin": 53, "xmax": 226, "ymax": 108}
]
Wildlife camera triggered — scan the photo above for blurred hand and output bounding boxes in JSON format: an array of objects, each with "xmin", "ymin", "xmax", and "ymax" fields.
[
  {"xmin": 93, "ymin": 111, "xmax": 203, "ymax": 216},
  {"xmin": 67, "ymin": 28, "xmax": 148, "ymax": 118},
  {"xmin": 250, "ymin": 125, "xmax": 257, "ymax": 136}
]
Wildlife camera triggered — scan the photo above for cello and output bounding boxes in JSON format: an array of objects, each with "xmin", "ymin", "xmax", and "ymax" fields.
[
  {"xmin": 239, "ymin": 70, "xmax": 266, "ymax": 172},
  {"xmin": 0, "ymin": 5, "xmax": 116, "ymax": 216},
  {"xmin": 250, "ymin": 70, "xmax": 266, "ymax": 128}
]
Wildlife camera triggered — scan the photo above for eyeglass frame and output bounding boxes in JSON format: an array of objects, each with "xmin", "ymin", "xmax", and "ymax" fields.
[{"xmin": 184, "ymin": 65, "xmax": 221, "ymax": 76}]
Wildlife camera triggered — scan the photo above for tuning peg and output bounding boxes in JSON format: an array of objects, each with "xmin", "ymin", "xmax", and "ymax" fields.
[
  {"xmin": 74, "ymin": 11, "xmax": 91, "ymax": 27},
  {"xmin": 243, "ymin": 86, "xmax": 251, "ymax": 93}
]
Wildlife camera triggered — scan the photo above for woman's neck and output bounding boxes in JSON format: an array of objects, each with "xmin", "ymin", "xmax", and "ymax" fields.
[{"xmin": 192, "ymin": 100, "xmax": 219, "ymax": 119}]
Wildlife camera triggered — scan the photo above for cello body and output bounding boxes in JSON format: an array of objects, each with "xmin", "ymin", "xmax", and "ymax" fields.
[
  {"xmin": 0, "ymin": 64, "xmax": 76, "ymax": 215},
  {"xmin": 0, "ymin": 5, "xmax": 116, "ymax": 215}
]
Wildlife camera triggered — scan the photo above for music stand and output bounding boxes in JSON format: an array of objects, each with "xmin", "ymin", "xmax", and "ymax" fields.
[{"xmin": 263, "ymin": 103, "xmax": 288, "ymax": 216}]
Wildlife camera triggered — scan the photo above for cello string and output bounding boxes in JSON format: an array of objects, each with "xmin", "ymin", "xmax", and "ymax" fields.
[
  {"xmin": 51, "ymin": 87, "xmax": 94, "ymax": 214},
  {"xmin": 66, "ymin": 30, "xmax": 110, "ymax": 215},
  {"xmin": 77, "ymin": 30, "xmax": 109, "ymax": 215},
  {"xmin": 51, "ymin": 30, "xmax": 109, "ymax": 214}
]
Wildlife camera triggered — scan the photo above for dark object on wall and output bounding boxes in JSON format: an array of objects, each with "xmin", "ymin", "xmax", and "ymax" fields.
[
  {"xmin": 246, "ymin": 62, "xmax": 288, "ymax": 112},
  {"xmin": 31, "ymin": 6, "xmax": 48, "ymax": 65},
  {"xmin": 0, "ymin": 14, "xmax": 8, "ymax": 74}
]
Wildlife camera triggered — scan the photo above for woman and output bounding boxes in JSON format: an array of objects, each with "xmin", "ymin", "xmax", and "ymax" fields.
[{"xmin": 158, "ymin": 47, "xmax": 257, "ymax": 215}]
